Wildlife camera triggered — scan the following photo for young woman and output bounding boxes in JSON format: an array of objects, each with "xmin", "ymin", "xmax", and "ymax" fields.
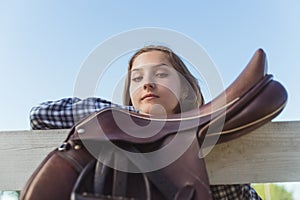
[{"xmin": 30, "ymin": 45, "xmax": 261, "ymax": 200}]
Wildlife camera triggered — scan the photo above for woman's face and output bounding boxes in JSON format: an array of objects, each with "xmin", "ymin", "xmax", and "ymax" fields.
[{"xmin": 129, "ymin": 51, "xmax": 183, "ymax": 116}]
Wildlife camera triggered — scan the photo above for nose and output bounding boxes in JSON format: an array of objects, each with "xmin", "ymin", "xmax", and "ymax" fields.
[
  {"xmin": 143, "ymin": 82, "xmax": 155, "ymax": 90},
  {"xmin": 142, "ymin": 73, "xmax": 156, "ymax": 90}
]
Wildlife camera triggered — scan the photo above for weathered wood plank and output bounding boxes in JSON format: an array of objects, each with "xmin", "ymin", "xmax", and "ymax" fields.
[
  {"xmin": 0, "ymin": 121, "xmax": 299, "ymax": 190},
  {"xmin": 206, "ymin": 121, "xmax": 300, "ymax": 184},
  {"xmin": 0, "ymin": 129, "xmax": 67, "ymax": 191}
]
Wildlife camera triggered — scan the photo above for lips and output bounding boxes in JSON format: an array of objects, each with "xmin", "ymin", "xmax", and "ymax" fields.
[{"xmin": 141, "ymin": 93, "xmax": 159, "ymax": 100}]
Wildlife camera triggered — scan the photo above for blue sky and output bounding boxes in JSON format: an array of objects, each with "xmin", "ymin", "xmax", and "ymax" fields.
[
  {"xmin": 0, "ymin": 0, "xmax": 299, "ymax": 131},
  {"xmin": 1, "ymin": 0, "xmax": 300, "ymax": 198}
]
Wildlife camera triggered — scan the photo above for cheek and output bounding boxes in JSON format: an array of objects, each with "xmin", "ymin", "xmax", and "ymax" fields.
[
  {"xmin": 161, "ymin": 73, "xmax": 182, "ymax": 97},
  {"xmin": 162, "ymin": 82, "xmax": 182, "ymax": 100},
  {"xmin": 129, "ymin": 85, "xmax": 140, "ymax": 104}
]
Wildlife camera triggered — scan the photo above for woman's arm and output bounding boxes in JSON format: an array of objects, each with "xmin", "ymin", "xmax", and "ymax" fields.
[{"xmin": 30, "ymin": 97, "xmax": 135, "ymax": 130}]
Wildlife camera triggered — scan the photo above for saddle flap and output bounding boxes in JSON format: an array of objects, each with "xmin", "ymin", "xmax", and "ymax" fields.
[{"xmin": 199, "ymin": 48, "xmax": 267, "ymax": 114}]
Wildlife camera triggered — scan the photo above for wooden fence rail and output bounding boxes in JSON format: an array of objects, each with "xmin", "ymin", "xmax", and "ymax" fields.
[{"xmin": 0, "ymin": 121, "xmax": 299, "ymax": 191}]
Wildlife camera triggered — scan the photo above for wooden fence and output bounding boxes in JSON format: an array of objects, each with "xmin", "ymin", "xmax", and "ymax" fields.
[{"xmin": 0, "ymin": 121, "xmax": 299, "ymax": 191}]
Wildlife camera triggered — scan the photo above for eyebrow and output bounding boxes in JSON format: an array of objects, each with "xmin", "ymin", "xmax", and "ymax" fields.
[{"xmin": 130, "ymin": 63, "xmax": 170, "ymax": 72}]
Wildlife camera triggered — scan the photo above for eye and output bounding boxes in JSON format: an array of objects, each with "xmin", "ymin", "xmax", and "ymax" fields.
[
  {"xmin": 131, "ymin": 76, "xmax": 143, "ymax": 82},
  {"xmin": 156, "ymin": 72, "xmax": 168, "ymax": 78}
]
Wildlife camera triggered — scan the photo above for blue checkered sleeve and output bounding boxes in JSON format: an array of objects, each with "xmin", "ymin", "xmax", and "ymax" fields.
[
  {"xmin": 210, "ymin": 184, "xmax": 261, "ymax": 200},
  {"xmin": 30, "ymin": 97, "xmax": 135, "ymax": 130}
]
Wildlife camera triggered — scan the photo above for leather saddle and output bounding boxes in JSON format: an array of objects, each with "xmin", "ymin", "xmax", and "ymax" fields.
[{"xmin": 20, "ymin": 49, "xmax": 287, "ymax": 200}]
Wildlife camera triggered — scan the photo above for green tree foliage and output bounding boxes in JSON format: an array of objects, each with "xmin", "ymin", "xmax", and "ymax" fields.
[
  {"xmin": 0, "ymin": 191, "xmax": 19, "ymax": 200},
  {"xmin": 252, "ymin": 184, "xmax": 293, "ymax": 200}
]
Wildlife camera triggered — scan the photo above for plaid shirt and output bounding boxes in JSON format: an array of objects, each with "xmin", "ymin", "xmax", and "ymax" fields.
[{"xmin": 30, "ymin": 97, "xmax": 261, "ymax": 200}]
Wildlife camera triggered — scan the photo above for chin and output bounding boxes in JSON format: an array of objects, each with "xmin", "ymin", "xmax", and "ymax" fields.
[{"xmin": 148, "ymin": 106, "xmax": 170, "ymax": 117}]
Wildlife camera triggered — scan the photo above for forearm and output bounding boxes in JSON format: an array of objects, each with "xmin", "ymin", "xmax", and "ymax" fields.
[{"xmin": 30, "ymin": 97, "xmax": 134, "ymax": 130}]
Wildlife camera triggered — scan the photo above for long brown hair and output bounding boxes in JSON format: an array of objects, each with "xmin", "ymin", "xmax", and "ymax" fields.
[{"xmin": 123, "ymin": 45, "xmax": 204, "ymax": 113}]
